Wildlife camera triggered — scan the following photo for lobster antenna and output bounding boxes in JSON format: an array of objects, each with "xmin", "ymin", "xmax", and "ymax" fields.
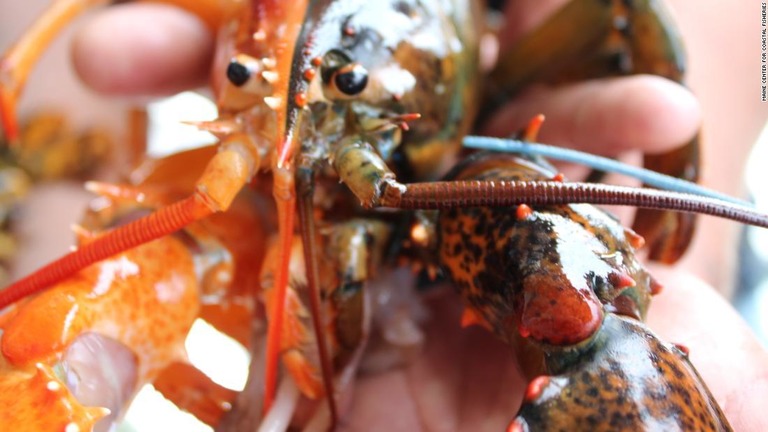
[
  {"xmin": 0, "ymin": 195, "xmax": 212, "ymax": 308},
  {"xmin": 462, "ymin": 135, "xmax": 750, "ymax": 207},
  {"xmin": 378, "ymin": 180, "xmax": 768, "ymax": 228}
]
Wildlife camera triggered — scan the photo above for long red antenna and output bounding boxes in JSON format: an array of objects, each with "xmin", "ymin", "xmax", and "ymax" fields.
[{"xmin": 0, "ymin": 195, "xmax": 211, "ymax": 308}]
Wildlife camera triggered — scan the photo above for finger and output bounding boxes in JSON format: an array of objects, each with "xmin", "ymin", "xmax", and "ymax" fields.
[
  {"xmin": 481, "ymin": 75, "xmax": 701, "ymax": 156},
  {"xmin": 71, "ymin": 3, "xmax": 213, "ymax": 96},
  {"xmin": 498, "ymin": 0, "xmax": 568, "ymax": 51},
  {"xmin": 647, "ymin": 265, "xmax": 768, "ymax": 432},
  {"xmin": 344, "ymin": 291, "xmax": 524, "ymax": 432}
]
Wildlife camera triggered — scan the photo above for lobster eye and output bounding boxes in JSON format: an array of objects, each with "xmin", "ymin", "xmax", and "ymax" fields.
[
  {"xmin": 227, "ymin": 60, "xmax": 251, "ymax": 87},
  {"xmin": 333, "ymin": 64, "xmax": 368, "ymax": 96},
  {"xmin": 320, "ymin": 49, "xmax": 367, "ymax": 99}
]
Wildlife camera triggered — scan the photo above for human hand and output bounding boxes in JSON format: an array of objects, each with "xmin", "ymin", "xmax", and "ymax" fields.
[
  {"xmin": 68, "ymin": 2, "xmax": 767, "ymax": 431},
  {"xmin": 481, "ymin": 0, "xmax": 701, "ymax": 160}
]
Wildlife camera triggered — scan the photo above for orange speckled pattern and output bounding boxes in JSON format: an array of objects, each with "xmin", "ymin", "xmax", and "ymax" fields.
[
  {"xmin": 0, "ymin": 362, "xmax": 109, "ymax": 431},
  {"xmin": 0, "ymin": 235, "xmax": 199, "ymax": 429},
  {"xmin": 438, "ymin": 153, "xmax": 651, "ymax": 346},
  {"xmin": 436, "ymin": 153, "xmax": 730, "ymax": 430}
]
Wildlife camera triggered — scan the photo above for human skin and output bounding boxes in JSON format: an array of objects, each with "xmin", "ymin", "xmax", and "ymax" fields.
[{"xmin": 6, "ymin": 1, "xmax": 768, "ymax": 430}]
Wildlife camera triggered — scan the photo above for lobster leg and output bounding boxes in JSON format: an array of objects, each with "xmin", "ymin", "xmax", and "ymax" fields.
[
  {"xmin": 153, "ymin": 361, "xmax": 238, "ymax": 426},
  {"xmin": 489, "ymin": 0, "xmax": 698, "ymax": 263},
  {"xmin": 258, "ymin": 215, "xmax": 390, "ymax": 429}
]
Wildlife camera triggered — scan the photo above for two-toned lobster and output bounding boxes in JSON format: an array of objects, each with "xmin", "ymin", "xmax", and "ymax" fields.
[{"xmin": 0, "ymin": 0, "xmax": 765, "ymax": 430}]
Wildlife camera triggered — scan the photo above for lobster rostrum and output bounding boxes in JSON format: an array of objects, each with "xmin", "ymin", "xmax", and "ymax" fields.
[{"xmin": 0, "ymin": 0, "xmax": 766, "ymax": 430}]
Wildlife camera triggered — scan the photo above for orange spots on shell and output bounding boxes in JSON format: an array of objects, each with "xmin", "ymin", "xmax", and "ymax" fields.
[
  {"xmin": 650, "ymin": 275, "xmax": 664, "ymax": 295},
  {"xmin": 295, "ymin": 92, "xmax": 308, "ymax": 108},
  {"xmin": 303, "ymin": 68, "xmax": 316, "ymax": 82},
  {"xmin": 523, "ymin": 114, "xmax": 545, "ymax": 142},
  {"xmin": 518, "ymin": 324, "xmax": 531, "ymax": 338},
  {"xmin": 311, "ymin": 56, "xmax": 323, "ymax": 67},
  {"xmin": 623, "ymin": 227, "xmax": 646, "ymax": 249},
  {"xmin": 460, "ymin": 307, "xmax": 491, "ymax": 330},
  {"xmin": 0, "ymin": 362, "xmax": 108, "ymax": 431},
  {"xmin": 506, "ymin": 419, "xmax": 526, "ymax": 432},
  {"xmin": 524, "ymin": 375, "xmax": 550, "ymax": 403},
  {"xmin": 608, "ymin": 272, "xmax": 636, "ymax": 289},
  {"xmin": 551, "ymin": 173, "xmax": 565, "ymax": 182},
  {"xmin": 516, "ymin": 204, "xmax": 533, "ymax": 220},
  {"xmin": 674, "ymin": 342, "xmax": 690, "ymax": 357},
  {"xmin": 343, "ymin": 25, "xmax": 356, "ymax": 36}
]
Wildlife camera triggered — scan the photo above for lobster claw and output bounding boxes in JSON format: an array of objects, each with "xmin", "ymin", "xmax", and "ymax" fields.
[
  {"xmin": 509, "ymin": 314, "xmax": 730, "ymax": 431},
  {"xmin": 488, "ymin": 0, "xmax": 699, "ymax": 263}
]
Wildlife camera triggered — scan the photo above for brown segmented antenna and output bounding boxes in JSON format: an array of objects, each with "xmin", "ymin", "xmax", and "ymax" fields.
[{"xmin": 378, "ymin": 180, "xmax": 768, "ymax": 228}]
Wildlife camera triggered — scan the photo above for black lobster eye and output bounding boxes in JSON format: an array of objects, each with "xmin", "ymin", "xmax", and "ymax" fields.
[
  {"xmin": 333, "ymin": 64, "xmax": 368, "ymax": 96},
  {"xmin": 226, "ymin": 60, "xmax": 251, "ymax": 87}
]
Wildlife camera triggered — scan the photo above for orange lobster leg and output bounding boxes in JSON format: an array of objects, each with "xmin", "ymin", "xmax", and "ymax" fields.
[{"xmin": 153, "ymin": 361, "xmax": 238, "ymax": 426}]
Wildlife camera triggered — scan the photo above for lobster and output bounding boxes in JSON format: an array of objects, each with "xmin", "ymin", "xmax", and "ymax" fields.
[{"xmin": 0, "ymin": 0, "xmax": 767, "ymax": 430}]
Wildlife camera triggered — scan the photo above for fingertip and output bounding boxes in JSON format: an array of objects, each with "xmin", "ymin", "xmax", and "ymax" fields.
[
  {"xmin": 72, "ymin": 3, "xmax": 213, "ymax": 96},
  {"xmin": 482, "ymin": 76, "xmax": 701, "ymax": 156},
  {"xmin": 588, "ymin": 75, "xmax": 701, "ymax": 154}
]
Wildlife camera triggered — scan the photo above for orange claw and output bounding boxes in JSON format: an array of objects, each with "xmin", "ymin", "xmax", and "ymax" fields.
[{"xmin": 0, "ymin": 235, "xmax": 199, "ymax": 430}]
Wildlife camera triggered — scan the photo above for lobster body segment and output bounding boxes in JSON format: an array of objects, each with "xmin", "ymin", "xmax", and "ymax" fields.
[{"xmin": 437, "ymin": 152, "xmax": 731, "ymax": 430}]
